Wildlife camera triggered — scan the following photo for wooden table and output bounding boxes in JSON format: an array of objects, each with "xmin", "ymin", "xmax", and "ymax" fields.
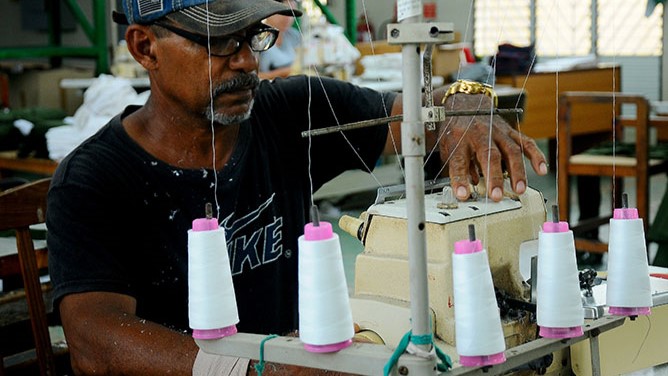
[
  {"xmin": 0, "ymin": 151, "xmax": 58, "ymax": 178},
  {"xmin": 497, "ymin": 63, "xmax": 622, "ymax": 140}
]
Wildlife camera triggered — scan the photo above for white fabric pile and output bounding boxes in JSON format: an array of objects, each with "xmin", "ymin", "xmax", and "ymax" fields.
[
  {"xmin": 46, "ymin": 74, "xmax": 149, "ymax": 161},
  {"xmin": 301, "ymin": 24, "xmax": 361, "ymax": 68},
  {"xmin": 358, "ymin": 52, "xmax": 404, "ymax": 81}
]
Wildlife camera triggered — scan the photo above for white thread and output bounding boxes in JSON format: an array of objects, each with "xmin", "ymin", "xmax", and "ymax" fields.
[
  {"xmin": 536, "ymin": 230, "xmax": 584, "ymax": 328},
  {"xmin": 406, "ymin": 342, "xmax": 436, "ymax": 359},
  {"xmin": 606, "ymin": 218, "xmax": 652, "ymax": 308},
  {"xmin": 298, "ymin": 234, "xmax": 354, "ymax": 346},
  {"xmin": 452, "ymin": 249, "xmax": 506, "ymax": 356},
  {"xmin": 203, "ymin": 2, "xmax": 220, "ymax": 219},
  {"xmin": 188, "ymin": 228, "xmax": 239, "ymax": 330}
]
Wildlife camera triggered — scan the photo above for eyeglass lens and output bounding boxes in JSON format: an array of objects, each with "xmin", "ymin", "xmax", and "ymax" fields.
[
  {"xmin": 208, "ymin": 29, "xmax": 278, "ymax": 56},
  {"xmin": 155, "ymin": 22, "xmax": 277, "ymax": 57}
]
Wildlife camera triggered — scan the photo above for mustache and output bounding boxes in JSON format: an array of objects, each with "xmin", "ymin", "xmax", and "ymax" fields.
[{"xmin": 212, "ymin": 73, "xmax": 260, "ymax": 96}]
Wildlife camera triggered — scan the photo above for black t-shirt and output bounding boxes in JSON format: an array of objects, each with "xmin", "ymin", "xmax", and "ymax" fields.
[{"xmin": 47, "ymin": 76, "xmax": 396, "ymax": 335}]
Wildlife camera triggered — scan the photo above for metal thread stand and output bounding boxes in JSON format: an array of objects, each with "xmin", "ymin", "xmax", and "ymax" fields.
[{"xmin": 400, "ymin": 5, "xmax": 429, "ymax": 366}]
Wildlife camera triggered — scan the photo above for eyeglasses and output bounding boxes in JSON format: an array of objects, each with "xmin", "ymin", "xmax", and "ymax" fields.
[{"xmin": 153, "ymin": 22, "xmax": 279, "ymax": 57}]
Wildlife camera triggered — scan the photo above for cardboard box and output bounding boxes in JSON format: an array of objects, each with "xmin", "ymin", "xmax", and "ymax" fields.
[
  {"xmin": 8, "ymin": 67, "xmax": 95, "ymax": 114},
  {"xmin": 431, "ymin": 44, "xmax": 463, "ymax": 80}
]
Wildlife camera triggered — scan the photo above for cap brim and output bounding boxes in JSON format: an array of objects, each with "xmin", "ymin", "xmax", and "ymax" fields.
[
  {"xmin": 112, "ymin": 10, "xmax": 129, "ymax": 25},
  {"xmin": 167, "ymin": 0, "xmax": 302, "ymax": 37}
]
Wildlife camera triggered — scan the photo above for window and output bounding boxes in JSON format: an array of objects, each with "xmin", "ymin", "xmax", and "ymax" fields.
[
  {"xmin": 474, "ymin": 0, "xmax": 663, "ymax": 57},
  {"xmin": 474, "ymin": 0, "xmax": 531, "ymax": 56},
  {"xmin": 597, "ymin": 0, "xmax": 663, "ymax": 56}
]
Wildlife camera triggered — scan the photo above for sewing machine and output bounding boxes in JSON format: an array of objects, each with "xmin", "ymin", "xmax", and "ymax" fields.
[
  {"xmin": 339, "ymin": 180, "xmax": 555, "ymax": 370},
  {"xmin": 340, "ymin": 180, "xmax": 543, "ymax": 345}
]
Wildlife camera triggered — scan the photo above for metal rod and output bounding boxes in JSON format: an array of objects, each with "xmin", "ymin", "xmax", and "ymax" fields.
[
  {"xmin": 622, "ymin": 192, "xmax": 628, "ymax": 209},
  {"xmin": 399, "ymin": 2, "xmax": 432, "ymax": 357},
  {"xmin": 300, "ymin": 109, "xmax": 523, "ymax": 138},
  {"xmin": 310, "ymin": 204, "xmax": 320, "ymax": 226},
  {"xmin": 589, "ymin": 333, "xmax": 602, "ymax": 376},
  {"xmin": 552, "ymin": 204, "xmax": 559, "ymax": 223},
  {"xmin": 423, "ymin": 44, "xmax": 436, "ymax": 130}
]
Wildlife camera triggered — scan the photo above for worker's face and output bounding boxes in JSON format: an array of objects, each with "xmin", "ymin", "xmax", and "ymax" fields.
[{"xmin": 152, "ymin": 22, "xmax": 270, "ymax": 125}]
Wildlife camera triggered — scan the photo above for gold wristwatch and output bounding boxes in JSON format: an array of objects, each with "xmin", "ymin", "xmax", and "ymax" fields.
[{"xmin": 442, "ymin": 79, "xmax": 498, "ymax": 107}]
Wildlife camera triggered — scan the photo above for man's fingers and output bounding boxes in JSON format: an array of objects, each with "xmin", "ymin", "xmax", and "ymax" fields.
[
  {"xmin": 510, "ymin": 130, "xmax": 548, "ymax": 176},
  {"xmin": 474, "ymin": 146, "xmax": 505, "ymax": 201},
  {"xmin": 446, "ymin": 148, "xmax": 473, "ymax": 200},
  {"xmin": 439, "ymin": 113, "xmax": 547, "ymax": 202},
  {"xmin": 493, "ymin": 130, "xmax": 528, "ymax": 195}
]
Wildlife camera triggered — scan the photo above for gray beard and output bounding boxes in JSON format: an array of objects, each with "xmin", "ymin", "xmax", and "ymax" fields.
[
  {"xmin": 205, "ymin": 98, "xmax": 255, "ymax": 125},
  {"xmin": 205, "ymin": 73, "xmax": 259, "ymax": 125}
]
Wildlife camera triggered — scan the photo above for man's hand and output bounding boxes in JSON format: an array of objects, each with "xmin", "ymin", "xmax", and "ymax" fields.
[{"xmin": 439, "ymin": 93, "xmax": 547, "ymax": 202}]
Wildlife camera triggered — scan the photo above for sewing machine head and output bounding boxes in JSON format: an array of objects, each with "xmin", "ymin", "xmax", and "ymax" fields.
[{"xmin": 340, "ymin": 179, "xmax": 547, "ymax": 347}]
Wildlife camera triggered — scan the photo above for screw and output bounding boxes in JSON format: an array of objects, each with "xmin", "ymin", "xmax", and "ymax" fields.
[
  {"xmin": 398, "ymin": 365, "xmax": 409, "ymax": 375},
  {"xmin": 391, "ymin": 28, "xmax": 400, "ymax": 38}
]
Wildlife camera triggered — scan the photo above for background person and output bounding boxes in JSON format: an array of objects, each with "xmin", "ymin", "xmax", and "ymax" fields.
[{"xmin": 259, "ymin": 0, "xmax": 302, "ymax": 80}]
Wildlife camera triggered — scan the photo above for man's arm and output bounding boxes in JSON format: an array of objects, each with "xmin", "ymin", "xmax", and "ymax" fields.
[
  {"xmin": 60, "ymin": 292, "xmax": 199, "ymax": 375},
  {"xmin": 384, "ymin": 85, "xmax": 548, "ymax": 202},
  {"xmin": 60, "ymin": 292, "xmax": 350, "ymax": 375}
]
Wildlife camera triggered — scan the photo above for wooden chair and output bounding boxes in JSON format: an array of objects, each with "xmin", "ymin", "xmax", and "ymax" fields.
[
  {"xmin": 557, "ymin": 92, "xmax": 668, "ymax": 254},
  {"xmin": 0, "ymin": 178, "xmax": 58, "ymax": 376}
]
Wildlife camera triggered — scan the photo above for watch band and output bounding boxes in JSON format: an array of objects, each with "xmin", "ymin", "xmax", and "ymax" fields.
[{"xmin": 442, "ymin": 79, "xmax": 498, "ymax": 107}]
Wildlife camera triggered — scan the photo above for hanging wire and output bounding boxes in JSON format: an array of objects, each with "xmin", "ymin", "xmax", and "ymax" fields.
[{"xmin": 204, "ymin": 1, "xmax": 221, "ymax": 220}]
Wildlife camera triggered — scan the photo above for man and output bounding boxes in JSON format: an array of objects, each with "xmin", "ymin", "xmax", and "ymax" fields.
[{"xmin": 47, "ymin": 0, "xmax": 548, "ymax": 374}]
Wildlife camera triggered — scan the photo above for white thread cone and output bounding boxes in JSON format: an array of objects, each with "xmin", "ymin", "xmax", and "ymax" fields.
[
  {"xmin": 453, "ymin": 240, "xmax": 506, "ymax": 367},
  {"xmin": 606, "ymin": 208, "xmax": 652, "ymax": 316},
  {"xmin": 188, "ymin": 224, "xmax": 239, "ymax": 338},
  {"xmin": 536, "ymin": 222, "xmax": 584, "ymax": 338},
  {"xmin": 298, "ymin": 221, "xmax": 354, "ymax": 353}
]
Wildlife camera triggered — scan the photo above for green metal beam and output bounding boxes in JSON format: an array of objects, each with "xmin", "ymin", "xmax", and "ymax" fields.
[
  {"xmin": 0, "ymin": 47, "xmax": 105, "ymax": 59},
  {"xmin": 311, "ymin": 0, "xmax": 358, "ymax": 44},
  {"xmin": 345, "ymin": 0, "xmax": 356, "ymax": 45},
  {"xmin": 91, "ymin": 0, "xmax": 110, "ymax": 75},
  {"xmin": 0, "ymin": 0, "xmax": 109, "ymax": 75},
  {"xmin": 312, "ymin": 0, "xmax": 340, "ymax": 26},
  {"xmin": 65, "ymin": 0, "xmax": 95, "ymax": 41}
]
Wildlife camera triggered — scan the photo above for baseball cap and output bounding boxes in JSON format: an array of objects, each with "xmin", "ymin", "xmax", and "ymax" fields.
[{"xmin": 113, "ymin": 0, "xmax": 302, "ymax": 37}]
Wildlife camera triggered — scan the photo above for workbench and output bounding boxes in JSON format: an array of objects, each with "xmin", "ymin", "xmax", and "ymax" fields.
[{"xmin": 0, "ymin": 151, "xmax": 58, "ymax": 179}]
